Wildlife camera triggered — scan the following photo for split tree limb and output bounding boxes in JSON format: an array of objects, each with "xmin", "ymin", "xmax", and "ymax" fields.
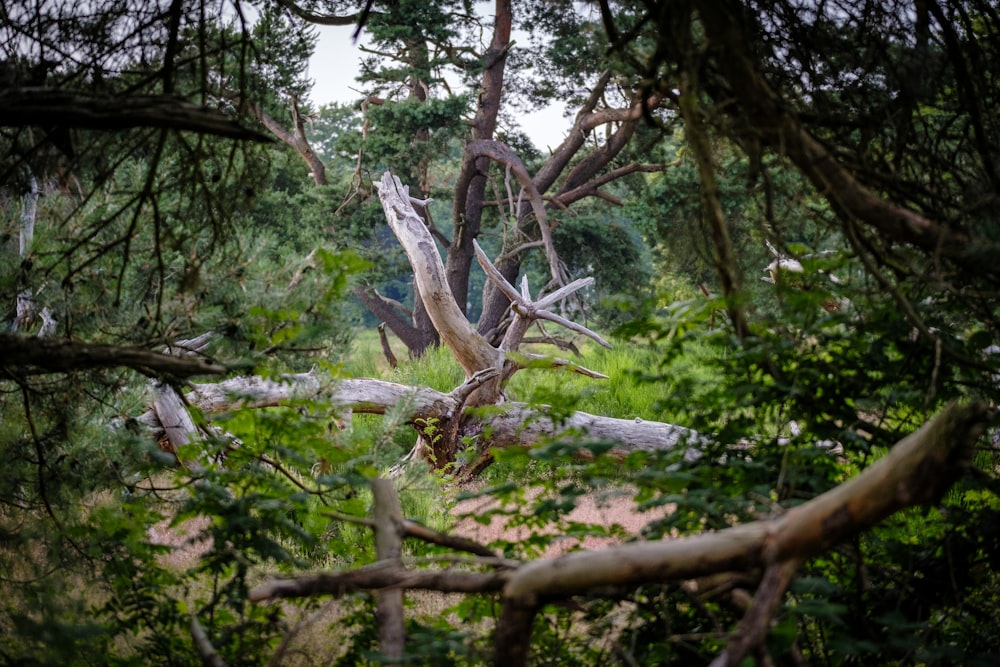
[{"xmin": 376, "ymin": 171, "xmax": 501, "ymax": 381}]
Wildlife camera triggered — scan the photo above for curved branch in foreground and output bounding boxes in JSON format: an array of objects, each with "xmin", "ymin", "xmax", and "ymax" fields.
[
  {"xmin": 249, "ymin": 561, "xmax": 508, "ymax": 601},
  {"xmin": 494, "ymin": 400, "xmax": 989, "ymax": 666},
  {"xmin": 0, "ymin": 333, "xmax": 226, "ymax": 378},
  {"xmin": 247, "ymin": 403, "xmax": 990, "ymax": 667},
  {"xmin": 501, "ymin": 402, "xmax": 989, "ymax": 600}
]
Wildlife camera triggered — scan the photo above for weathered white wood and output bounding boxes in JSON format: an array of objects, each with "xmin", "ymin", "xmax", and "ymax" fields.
[
  {"xmin": 481, "ymin": 404, "xmax": 703, "ymax": 455},
  {"xmin": 377, "ymin": 172, "xmax": 502, "ymax": 379},
  {"xmin": 176, "ymin": 374, "xmax": 458, "ymax": 419},
  {"xmin": 159, "ymin": 374, "xmax": 698, "ymax": 457},
  {"xmin": 472, "ymin": 239, "xmax": 611, "ymax": 351},
  {"xmin": 153, "ymin": 383, "xmax": 199, "ymax": 455}
]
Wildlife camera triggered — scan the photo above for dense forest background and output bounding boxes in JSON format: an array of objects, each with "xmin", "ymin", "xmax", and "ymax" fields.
[{"xmin": 1, "ymin": 0, "xmax": 999, "ymax": 665}]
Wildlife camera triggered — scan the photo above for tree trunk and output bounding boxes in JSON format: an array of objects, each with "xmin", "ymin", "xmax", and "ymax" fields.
[{"xmin": 445, "ymin": 0, "xmax": 513, "ymax": 315}]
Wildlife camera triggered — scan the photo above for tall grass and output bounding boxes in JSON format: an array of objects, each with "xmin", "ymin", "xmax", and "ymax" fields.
[
  {"xmin": 344, "ymin": 327, "xmax": 717, "ymax": 426},
  {"xmin": 506, "ymin": 338, "xmax": 714, "ymax": 424}
]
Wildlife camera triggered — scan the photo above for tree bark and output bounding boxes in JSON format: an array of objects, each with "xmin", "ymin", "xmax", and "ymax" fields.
[{"xmin": 446, "ymin": 0, "xmax": 513, "ymax": 314}]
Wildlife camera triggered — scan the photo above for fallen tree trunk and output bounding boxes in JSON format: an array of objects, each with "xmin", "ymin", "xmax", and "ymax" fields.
[{"xmin": 138, "ymin": 372, "xmax": 701, "ymax": 459}]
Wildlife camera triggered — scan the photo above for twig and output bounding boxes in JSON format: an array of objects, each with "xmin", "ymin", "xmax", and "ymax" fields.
[
  {"xmin": 190, "ymin": 614, "xmax": 229, "ymax": 667},
  {"xmin": 709, "ymin": 558, "xmax": 802, "ymax": 667},
  {"xmin": 400, "ymin": 520, "xmax": 501, "ymax": 559}
]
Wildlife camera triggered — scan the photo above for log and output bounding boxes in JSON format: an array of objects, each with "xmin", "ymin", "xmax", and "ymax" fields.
[{"xmin": 144, "ymin": 374, "xmax": 700, "ymax": 458}]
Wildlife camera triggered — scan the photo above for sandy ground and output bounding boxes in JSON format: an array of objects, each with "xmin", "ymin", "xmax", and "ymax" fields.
[
  {"xmin": 450, "ymin": 484, "xmax": 670, "ymax": 556},
  {"xmin": 147, "ymin": 483, "xmax": 668, "ymax": 567}
]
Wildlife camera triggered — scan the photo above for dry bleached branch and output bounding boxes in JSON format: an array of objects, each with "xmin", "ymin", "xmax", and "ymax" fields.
[{"xmin": 142, "ymin": 372, "xmax": 697, "ymax": 457}]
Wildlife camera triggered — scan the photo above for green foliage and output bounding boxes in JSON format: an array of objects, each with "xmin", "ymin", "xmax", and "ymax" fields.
[
  {"xmin": 550, "ymin": 213, "xmax": 655, "ymax": 327},
  {"xmin": 4, "ymin": 1, "xmax": 1000, "ymax": 665}
]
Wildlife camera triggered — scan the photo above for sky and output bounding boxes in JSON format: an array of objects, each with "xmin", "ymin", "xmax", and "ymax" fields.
[{"xmin": 305, "ymin": 23, "xmax": 571, "ymax": 150}]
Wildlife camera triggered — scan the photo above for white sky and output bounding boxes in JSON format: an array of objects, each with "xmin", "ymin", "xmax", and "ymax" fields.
[{"xmin": 305, "ymin": 24, "xmax": 571, "ymax": 150}]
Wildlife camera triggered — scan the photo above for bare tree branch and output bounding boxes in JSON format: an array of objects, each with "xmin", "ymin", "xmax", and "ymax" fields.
[
  {"xmin": 0, "ymin": 88, "xmax": 271, "ymax": 141},
  {"xmin": 501, "ymin": 402, "xmax": 987, "ymax": 601},
  {"xmin": 677, "ymin": 69, "xmax": 750, "ymax": 339},
  {"xmin": 465, "ymin": 140, "xmax": 567, "ymax": 289},
  {"xmin": 473, "ymin": 240, "xmax": 609, "ymax": 352},
  {"xmin": 272, "ymin": 0, "xmax": 370, "ymax": 27},
  {"xmin": 694, "ymin": 0, "xmax": 999, "ymax": 275},
  {"xmin": 250, "ymin": 100, "xmax": 327, "ymax": 186},
  {"xmin": 377, "ymin": 171, "xmax": 502, "ymax": 380},
  {"xmin": 0, "ymin": 333, "xmax": 226, "ymax": 378},
  {"xmin": 249, "ymin": 561, "xmax": 509, "ymax": 602},
  {"xmin": 190, "ymin": 614, "xmax": 229, "ymax": 667},
  {"xmin": 709, "ymin": 558, "xmax": 802, "ymax": 667},
  {"xmin": 400, "ymin": 520, "xmax": 500, "ymax": 559},
  {"xmin": 493, "ymin": 401, "xmax": 989, "ymax": 666}
]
